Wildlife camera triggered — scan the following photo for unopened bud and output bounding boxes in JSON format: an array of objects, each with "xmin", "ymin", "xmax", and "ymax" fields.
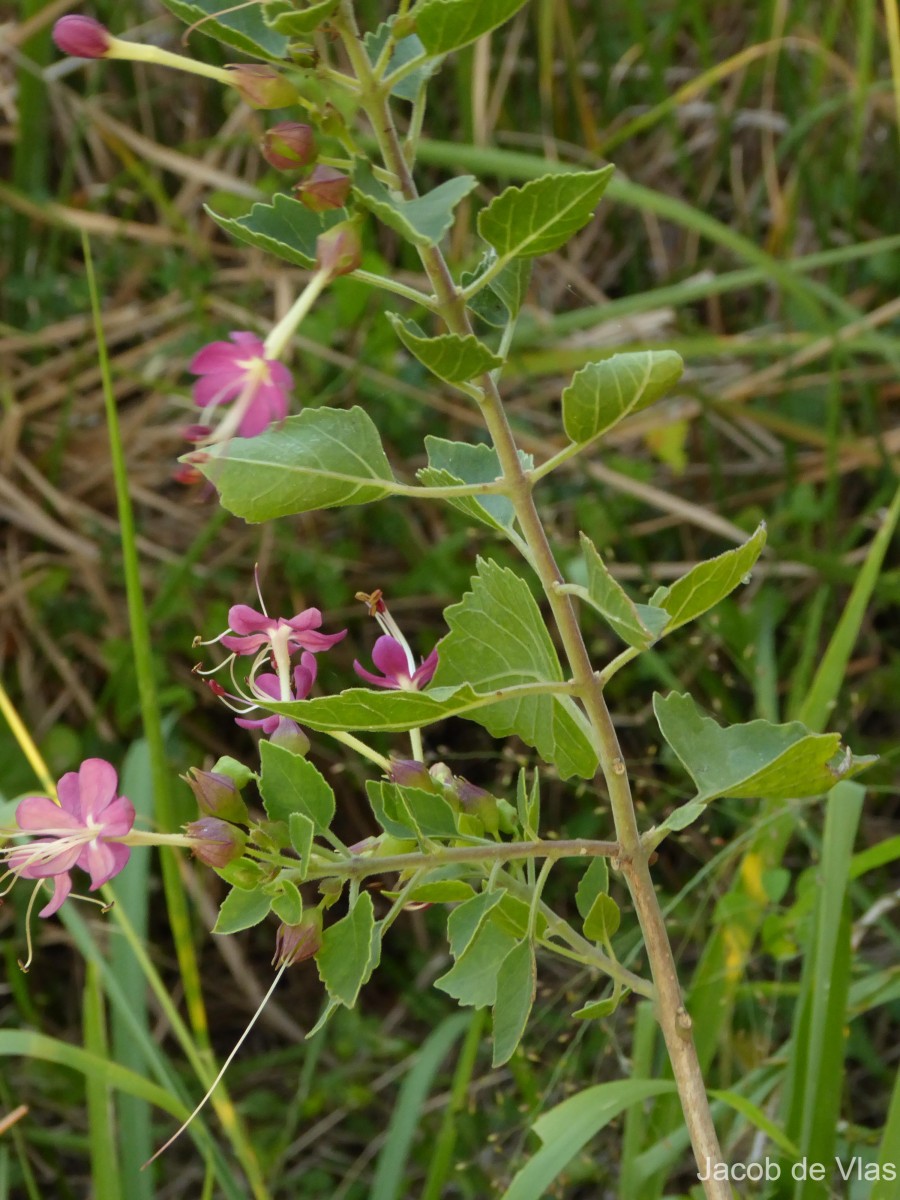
[
  {"xmin": 316, "ymin": 220, "xmax": 362, "ymax": 278},
  {"xmin": 53, "ymin": 15, "xmax": 112, "ymax": 58},
  {"xmin": 453, "ymin": 777, "xmax": 499, "ymax": 834},
  {"xmin": 389, "ymin": 758, "xmax": 438, "ymax": 793},
  {"xmin": 227, "ymin": 64, "xmax": 299, "ymax": 110},
  {"xmin": 262, "ymin": 121, "xmax": 317, "ymax": 170},
  {"xmin": 269, "ymin": 718, "xmax": 311, "ymax": 756},
  {"xmin": 295, "ymin": 165, "xmax": 350, "ymax": 212},
  {"xmin": 184, "ymin": 767, "xmax": 249, "ymax": 825},
  {"xmin": 273, "ymin": 915, "xmax": 321, "ymax": 967},
  {"xmin": 186, "ymin": 817, "xmax": 247, "ymax": 867}
]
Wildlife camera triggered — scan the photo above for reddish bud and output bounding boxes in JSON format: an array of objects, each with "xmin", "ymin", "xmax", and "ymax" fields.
[
  {"xmin": 262, "ymin": 122, "xmax": 317, "ymax": 170},
  {"xmin": 186, "ymin": 817, "xmax": 247, "ymax": 867},
  {"xmin": 183, "ymin": 768, "xmax": 249, "ymax": 825},
  {"xmin": 295, "ymin": 165, "xmax": 350, "ymax": 212},
  {"xmin": 53, "ymin": 16, "xmax": 111, "ymax": 59},
  {"xmin": 389, "ymin": 758, "xmax": 438, "ymax": 793},
  {"xmin": 226, "ymin": 64, "xmax": 299, "ymax": 110},
  {"xmin": 316, "ymin": 220, "xmax": 362, "ymax": 278},
  {"xmin": 273, "ymin": 915, "xmax": 321, "ymax": 967}
]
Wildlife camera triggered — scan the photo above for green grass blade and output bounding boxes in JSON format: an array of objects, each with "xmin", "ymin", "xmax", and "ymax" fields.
[
  {"xmin": 872, "ymin": 1066, "xmax": 900, "ymax": 1200},
  {"xmin": 83, "ymin": 962, "xmax": 123, "ymax": 1200},
  {"xmin": 421, "ymin": 1008, "xmax": 487, "ymax": 1200},
  {"xmin": 371, "ymin": 1013, "xmax": 470, "ymax": 1200},
  {"xmin": 618, "ymin": 1001, "xmax": 659, "ymax": 1200}
]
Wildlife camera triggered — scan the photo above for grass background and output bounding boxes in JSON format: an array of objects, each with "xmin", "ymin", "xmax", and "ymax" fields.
[{"xmin": 1, "ymin": 0, "xmax": 898, "ymax": 1196}]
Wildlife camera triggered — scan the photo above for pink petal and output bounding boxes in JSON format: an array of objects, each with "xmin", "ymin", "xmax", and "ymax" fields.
[
  {"xmin": 9, "ymin": 840, "xmax": 82, "ymax": 879},
  {"xmin": 371, "ymin": 636, "xmax": 412, "ymax": 682},
  {"xmin": 56, "ymin": 771, "xmax": 84, "ymax": 816},
  {"xmin": 220, "ymin": 632, "xmax": 269, "ymax": 654},
  {"xmin": 38, "ymin": 873, "xmax": 74, "ymax": 918},
  {"xmin": 76, "ymin": 758, "xmax": 119, "ymax": 820},
  {"xmin": 236, "ymin": 397, "xmax": 278, "ymax": 438},
  {"xmin": 352, "ymin": 659, "xmax": 398, "ymax": 690},
  {"xmin": 228, "ymin": 331, "xmax": 265, "ymax": 352},
  {"xmin": 97, "ymin": 797, "xmax": 136, "ymax": 837},
  {"xmin": 413, "ymin": 647, "xmax": 440, "ymax": 688},
  {"xmin": 285, "ymin": 608, "xmax": 323, "ymax": 632},
  {"xmin": 192, "ymin": 373, "xmax": 243, "ymax": 408},
  {"xmin": 189, "ymin": 340, "xmax": 243, "ymax": 375},
  {"xmin": 15, "ymin": 795, "xmax": 82, "ymax": 833},
  {"xmin": 251, "ymin": 672, "xmax": 281, "ymax": 700},
  {"xmin": 291, "ymin": 628, "xmax": 347, "ymax": 652},
  {"xmin": 80, "ymin": 839, "xmax": 131, "ymax": 889},
  {"xmin": 292, "ymin": 652, "xmax": 317, "ymax": 698},
  {"xmin": 228, "ymin": 604, "xmax": 274, "ymax": 635},
  {"xmin": 235, "ymin": 714, "xmax": 280, "ymax": 733},
  {"xmin": 268, "ymin": 361, "xmax": 293, "ymax": 390}
]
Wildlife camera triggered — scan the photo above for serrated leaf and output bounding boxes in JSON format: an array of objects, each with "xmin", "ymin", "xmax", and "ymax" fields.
[
  {"xmin": 270, "ymin": 877, "xmax": 303, "ymax": 925},
  {"xmin": 288, "ymin": 812, "xmax": 315, "ymax": 874},
  {"xmin": 582, "ymin": 893, "xmax": 621, "ymax": 943},
  {"xmin": 213, "ymin": 885, "xmax": 272, "ymax": 935},
  {"xmin": 577, "ymin": 533, "xmax": 669, "ymax": 648},
  {"xmin": 259, "ymin": 741, "xmax": 335, "ymax": 832},
  {"xmin": 653, "ymin": 691, "xmax": 875, "ymax": 835},
  {"xmin": 352, "ymin": 160, "xmax": 476, "ymax": 247},
  {"xmin": 650, "ymin": 523, "xmax": 767, "ymax": 633},
  {"xmin": 575, "ymin": 856, "xmax": 609, "ymax": 922},
  {"xmin": 417, "ymin": 437, "xmax": 528, "ymax": 532},
  {"xmin": 316, "ymin": 892, "xmax": 380, "ymax": 1007},
  {"xmin": 415, "ymin": 0, "xmax": 531, "ymax": 54},
  {"xmin": 431, "ymin": 558, "xmax": 599, "ymax": 780},
  {"xmin": 195, "ymin": 407, "xmax": 395, "ymax": 522},
  {"xmin": 366, "ymin": 780, "xmax": 417, "ymax": 838},
  {"xmin": 561, "ymin": 349, "xmax": 684, "ymax": 445},
  {"xmin": 493, "ymin": 893, "xmax": 547, "ymax": 940},
  {"xmin": 396, "ymin": 784, "xmax": 460, "ymax": 839},
  {"xmin": 263, "ymin": 0, "xmax": 339, "ymax": 36},
  {"xmin": 207, "ymin": 196, "xmax": 348, "ymax": 270},
  {"xmin": 159, "ymin": 0, "xmax": 288, "ymax": 59},
  {"xmin": 463, "ymin": 251, "xmax": 532, "ymax": 326},
  {"xmin": 365, "ymin": 21, "xmax": 434, "ymax": 100},
  {"xmin": 492, "ymin": 939, "xmax": 536, "ymax": 1066},
  {"xmin": 387, "ymin": 314, "xmax": 503, "ymax": 384},
  {"xmin": 446, "ymin": 889, "xmax": 506, "ymax": 958},
  {"xmin": 478, "ymin": 168, "xmax": 614, "ymax": 262},
  {"xmin": 435, "ymin": 916, "xmax": 517, "ymax": 1008},
  {"xmin": 571, "ymin": 995, "xmax": 622, "ymax": 1020}
]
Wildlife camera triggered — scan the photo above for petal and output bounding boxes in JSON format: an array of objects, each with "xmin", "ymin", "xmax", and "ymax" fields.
[
  {"xmin": 220, "ymin": 632, "xmax": 269, "ymax": 655},
  {"xmin": 412, "ymin": 647, "xmax": 440, "ymax": 688},
  {"xmin": 235, "ymin": 714, "xmax": 280, "ymax": 733},
  {"xmin": 77, "ymin": 758, "xmax": 119, "ymax": 819},
  {"xmin": 285, "ymin": 608, "xmax": 323, "ymax": 632},
  {"xmin": 80, "ymin": 839, "xmax": 131, "ymax": 889},
  {"xmin": 15, "ymin": 795, "xmax": 82, "ymax": 833},
  {"xmin": 236, "ymin": 397, "xmax": 278, "ymax": 438},
  {"xmin": 228, "ymin": 604, "xmax": 274, "ymax": 635},
  {"xmin": 9, "ymin": 840, "xmax": 82, "ymax": 879},
  {"xmin": 228, "ymin": 331, "xmax": 265, "ymax": 352},
  {"xmin": 250, "ymin": 672, "xmax": 281, "ymax": 700},
  {"xmin": 292, "ymin": 652, "xmax": 317, "ymax": 698},
  {"xmin": 352, "ymin": 660, "xmax": 397, "ymax": 690},
  {"xmin": 189, "ymin": 341, "xmax": 242, "ymax": 375},
  {"xmin": 192, "ymin": 372, "xmax": 243, "ymax": 408},
  {"xmin": 38, "ymin": 873, "xmax": 74, "ymax": 918},
  {"xmin": 290, "ymin": 628, "xmax": 347, "ymax": 652},
  {"xmin": 268, "ymin": 361, "xmax": 293, "ymax": 390},
  {"xmin": 56, "ymin": 771, "xmax": 83, "ymax": 816},
  {"xmin": 371, "ymin": 636, "xmax": 412, "ymax": 683},
  {"xmin": 97, "ymin": 796, "xmax": 136, "ymax": 837}
]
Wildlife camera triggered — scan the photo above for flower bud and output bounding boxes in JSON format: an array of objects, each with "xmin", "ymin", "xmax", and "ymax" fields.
[
  {"xmin": 226, "ymin": 64, "xmax": 299, "ymax": 110},
  {"xmin": 316, "ymin": 220, "xmax": 362, "ymax": 278},
  {"xmin": 53, "ymin": 16, "xmax": 112, "ymax": 59},
  {"xmin": 183, "ymin": 768, "xmax": 249, "ymax": 825},
  {"xmin": 273, "ymin": 914, "xmax": 321, "ymax": 967},
  {"xmin": 261, "ymin": 121, "xmax": 317, "ymax": 171},
  {"xmin": 186, "ymin": 817, "xmax": 247, "ymax": 868},
  {"xmin": 295, "ymin": 165, "xmax": 350, "ymax": 212},
  {"xmin": 268, "ymin": 718, "xmax": 311, "ymax": 756},
  {"xmin": 389, "ymin": 758, "xmax": 439, "ymax": 793}
]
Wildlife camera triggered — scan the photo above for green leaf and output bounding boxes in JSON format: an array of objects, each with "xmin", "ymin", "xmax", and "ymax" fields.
[
  {"xmin": 582, "ymin": 893, "xmax": 621, "ymax": 944},
  {"xmin": 270, "ymin": 877, "xmax": 303, "ymax": 925},
  {"xmin": 288, "ymin": 812, "xmax": 315, "ymax": 874},
  {"xmin": 316, "ymin": 892, "xmax": 380, "ymax": 1007},
  {"xmin": 492, "ymin": 939, "xmax": 536, "ymax": 1066},
  {"xmin": 393, "ymin": 878, "xmax": 476, "ymax": 903},
  {"xmin": 263, "ymin": 0, "xmax": 339, "ymax": 36},
  {"xmin": 575, "ymin": 856, "xmax": 609, "ymax": 922},
  {"xmin": 159, "ymin": 0, "xmax": 288, "ymax": 59},
  {"xmin": 435, "ymin": 916, "xmax": 517, "ymax": 1008},
  {"xmin": 650, "ymin": 523, "xmax": 768, "ymax": 633},
  {"xmin": 562, "ymin": 349, "xmax": 683, "ymax": 445},
  {"xmin": 196, "ymin": 407, "xmax": 396, "ymax": 522},
  {"xmin": 352, "ymin": 160, "xmax": 476, "ymax": 247},
  {"xmin": 499, "ymin": 1079, "xmax": 675, "ymax": 1200},
  {"xmin": 206, "ymin": 195, "xmax": 348, "ymax": 270},
  {"xmin": 366, "ymin": 780, "xmax": 417, "ymax": 838},
  {"xmin": 576, "ymin": 533, "xmax": 669, "ymax": 648},
  {"xmin": 571, "ymin": 994, "xmax": 622, "ymax": 1020},
  {"xmin": 432, "ymin": 558, "xmax": 599, "ymax": 780},
  {"xmin": 463, "ymin": 251, "xmax": 533, "ymax": 327},
  {"xmin": 446, "ymin": 889, "xmax": 506, "ymax": 958},
  {"xmin": 365, "ymin": 21, "xmax": 434, "ymax": 101},
  {"xmin": 478, "ymin": 168, "xmax": 614, "ymax": 262},
  {"xmin": 653, "ymin": 692, "xmax": 875, "ymax": 835},
  {"xmin": 259, "ymin": 741, "xmax": 336, "ymax": 832},
  {"xmin": 213, "ymin": 885, "xmax": 272, "ymax": 934},
  {"xmin": 414, "ymin": 0, "xmax": 532, "ymax": 54},
  {"xmin": 395, "ymin": 783, "xmax": 460, "ymax": 839},
  {"xmin": 387, "ymin": 313, "xmax": 503, "ymax": 384},
  {"xmin": 417, "ymin": 437, "xmax": 528, "ymax": 532}
]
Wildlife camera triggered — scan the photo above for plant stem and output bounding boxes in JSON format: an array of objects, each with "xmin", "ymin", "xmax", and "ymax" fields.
[{"xmin": 335, "ymin": 7, "xmax": 729, "ymax": 1191}]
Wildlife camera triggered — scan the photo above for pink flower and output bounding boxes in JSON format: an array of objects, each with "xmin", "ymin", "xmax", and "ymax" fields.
[
  {"xmin": 354, "ymin": 635, "xmax": 439, "ymax": 691},
  {"xmin": 53, "ymin": 16, "xmax": 111, "ymax": 58},
  {"xmin": 220, "ymin": 605, "xmax": 346, "ymax": 657},
  {"xmin": 188, "ymin": 331, "xmax": 293, "ymax": 444},
  {"xmin": 235, "ymin": 653, "xmax": 317, "ymax": 748},
  {"xmin": 5, "ymin": 759, "xmax": 135, "ymax": 917}
]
